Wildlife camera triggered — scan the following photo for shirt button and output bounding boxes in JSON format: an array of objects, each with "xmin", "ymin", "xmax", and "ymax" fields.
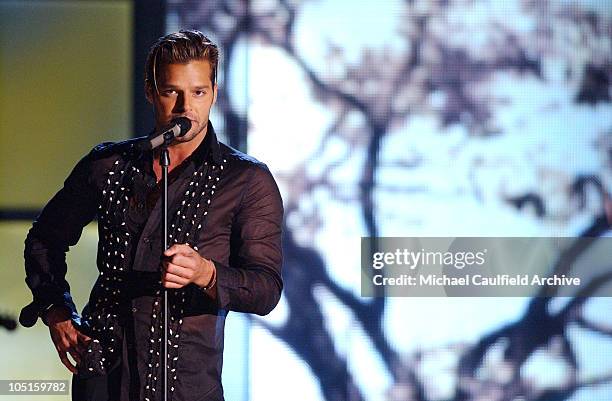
[
  {"xmin": 143, "ymin": 237, "xmax": 150, "ymax": 243},
  {"xmin": 132, "ymin": 307, "xmax": 138, "ymax": 313}
]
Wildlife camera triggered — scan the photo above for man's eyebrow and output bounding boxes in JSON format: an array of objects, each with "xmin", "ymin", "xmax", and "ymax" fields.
[{"xmin": 158, "ymin": 84, "xmax": 212, "ymax": 90}]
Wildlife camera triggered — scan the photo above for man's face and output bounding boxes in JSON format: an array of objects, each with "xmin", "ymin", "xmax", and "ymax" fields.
[{"xmin": 147, "ymin": 60, "xmax": 217, "ymax": 143}]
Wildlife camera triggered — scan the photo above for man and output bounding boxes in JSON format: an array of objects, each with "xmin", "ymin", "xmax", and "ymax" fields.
[{"xmin": 20, "ymin": 30, "xmax": 283, "ymax": 401}]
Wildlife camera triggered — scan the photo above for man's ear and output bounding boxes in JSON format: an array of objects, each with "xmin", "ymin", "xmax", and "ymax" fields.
[{"xmin": 212, "ymin": 84, "xmax": 218, "ymax": 105}]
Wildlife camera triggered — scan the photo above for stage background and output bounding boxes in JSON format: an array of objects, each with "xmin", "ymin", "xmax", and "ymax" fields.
[
  {"xmin": 1, "ymin": 1, "xmax": 611, "ymax": 401},
  {"xmin": 0, "ymin": 1, "xmax": 134, "ymax": 401}
]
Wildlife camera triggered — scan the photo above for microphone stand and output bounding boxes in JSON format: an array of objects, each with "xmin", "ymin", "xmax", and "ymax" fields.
[
  {"xmin": 148, "ymin": 117, "xmax": 190, "ymax": 401},
  {"xmin": 160, "ymin": 144, "xmax": 170, "ymax": 401}
]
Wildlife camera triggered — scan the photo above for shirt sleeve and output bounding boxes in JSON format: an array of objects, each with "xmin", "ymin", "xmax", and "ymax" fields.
[
  {"xmin": 19, "ymin": 149, "xmax": 100, "ymax": 327},
  {"xmin": 213, "ymin": 163, "xmax": 284, "ymax": 316}
]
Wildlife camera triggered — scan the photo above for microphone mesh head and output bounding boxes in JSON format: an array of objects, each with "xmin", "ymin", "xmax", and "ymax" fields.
[{"xmin": 174, "ymin": 117, "xmax": 192, "ymax": 136}]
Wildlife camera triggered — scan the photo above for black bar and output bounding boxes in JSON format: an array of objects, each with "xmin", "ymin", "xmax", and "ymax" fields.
[
  {"xmin": 133, "ymin": 0, "xmax": 166, "ymax": 137},
  {"xmin": 0, "ymin": 209, "xmax": 40, "ymax": 221}
]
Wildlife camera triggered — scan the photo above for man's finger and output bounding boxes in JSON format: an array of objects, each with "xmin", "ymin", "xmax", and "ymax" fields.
[
  {"xmin": 163, "ymin": 272, "xmax": 190, "ymax": 285},
  {"xmin": 168, "ymin": 254, "xmax": 197, "ymax": 269},
  {"xmin": 61, "ymin": 338, "xmax": 72, "ymax": 351},
  {"xmin": 77, "ymin": 331, "xmax": 92, "ymax": 343},
  {"xmin": 68, "ymin": 347, "xmax": 81, "ymax": 365},
  {"xmin": 163, "ymin": 280, "xmax": 185, "ymax": 289},
  {"xmin": 58, "ymin": 352, "xmax": 77, "ymax": 374},
  {"xmin": 162, "ymin": 269, "xmax": 184, "ymax": 280},
  {"xmin": 164, "ymin": 263, "xmax": 193, "ymax": 278},
  {"xmin": 68, "ymin": 329, "xmax": 80, "ymax": 347},
  {"xmin": 69, "ymin": 337, "xmax": 84, "ymax": 355},
  {"xmin": 162, "ymin": 274, "xmax": 189, "ymax": 287},
  {"xmin": 74, "ymin": 335, "xmax": 90, "ymax": 355},
  {"xmin": 164, "ymin": 243, "xmax": 195, "ymax": 257},
  {"xmin": 50, "ymin": 331, "xmax": 61, "ymax": 348}
]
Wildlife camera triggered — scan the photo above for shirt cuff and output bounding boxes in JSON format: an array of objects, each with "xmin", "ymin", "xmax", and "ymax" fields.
[{"xmin": 19, "ymin": 292, "xmax": 78, "ymax": 327}]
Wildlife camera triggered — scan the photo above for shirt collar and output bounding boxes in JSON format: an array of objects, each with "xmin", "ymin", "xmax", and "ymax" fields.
[
  {"xmin": 194, "ymin": 120, "xmax": 222, "ymax": 165},
  {"xmin": 139, "ymin": 120, "xmax": 222, "ymax": 174}
]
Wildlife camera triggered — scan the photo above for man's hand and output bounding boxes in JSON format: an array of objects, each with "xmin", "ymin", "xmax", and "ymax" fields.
[
  {"xmin": 46, "ymin": 306, "xmax": 91, "ymax": 374},
  {"xmin": 162, "ymin": 244, "xmax": 215, "ymax": 289}
]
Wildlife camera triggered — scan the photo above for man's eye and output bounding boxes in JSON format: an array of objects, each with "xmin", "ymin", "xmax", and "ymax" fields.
[
  {"xmin": 195, "ymin": 91, "xmax": 206, "ymax": 96},
  {"xmin": 162, "ymin": 90, "xmax": 176, "ymax": 96}
]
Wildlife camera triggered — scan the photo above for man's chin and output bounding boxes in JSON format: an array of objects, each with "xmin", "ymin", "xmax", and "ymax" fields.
[{"xmin": 177, "ymin": 127, "xmax": 205, "ymax": 143}]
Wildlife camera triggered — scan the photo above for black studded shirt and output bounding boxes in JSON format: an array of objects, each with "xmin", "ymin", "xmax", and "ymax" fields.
[{"xmin": 21, "ymin": 122, "xmax": 283, "ymax": 401}]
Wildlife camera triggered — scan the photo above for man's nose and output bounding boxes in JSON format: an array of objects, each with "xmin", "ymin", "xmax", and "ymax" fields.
[{"xmin": 173, "ymin": 93, "xmax": 192, "ymax": 113}]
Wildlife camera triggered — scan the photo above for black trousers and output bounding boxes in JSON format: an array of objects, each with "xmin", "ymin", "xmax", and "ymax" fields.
[
  {"xmin": 72, "ymin": 309, "xmax": 144, "ymax": 401},
  {"xmin": 71, "ymin": 363, "xmax": 121, "ymax": 401}
]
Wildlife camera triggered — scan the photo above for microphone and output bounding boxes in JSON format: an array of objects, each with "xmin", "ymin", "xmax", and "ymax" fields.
[{"xmin": 137, "ymin": 117, "xmax": 192, "ymax": 152}]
